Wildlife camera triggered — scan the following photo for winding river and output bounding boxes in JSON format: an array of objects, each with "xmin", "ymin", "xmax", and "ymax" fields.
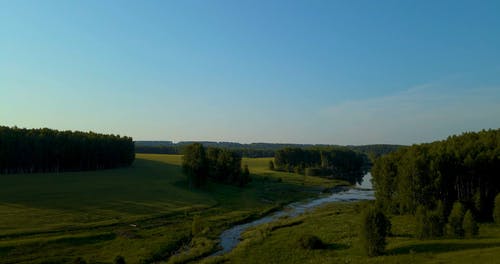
[{"xmin": 212, "ymin": 172, "xmax": 375, "ymax": 256}]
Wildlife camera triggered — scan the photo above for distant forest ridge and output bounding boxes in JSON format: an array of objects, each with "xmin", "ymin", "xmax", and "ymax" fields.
[{"xmin": 135, "ymin": 141, "xmax": 403, "ymax": 158}]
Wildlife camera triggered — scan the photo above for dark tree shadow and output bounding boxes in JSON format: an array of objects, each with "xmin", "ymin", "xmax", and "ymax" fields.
[
  {"xmin": 389, "ymin": 233, "xmax": 413, "ymax": 238},
  {"xmin": 324, "ymin": 242, "xmax": 350, "ymax": 250},
  {"xmin": 388, "ymin": 241, "xmax": 500, "ymax": 255}
]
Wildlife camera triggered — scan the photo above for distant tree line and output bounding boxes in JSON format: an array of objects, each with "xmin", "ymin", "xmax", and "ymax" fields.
[
  {"xmin": 372, "ymin": 129, "xmax": 500, "ymax": 221},
  {"xmin": 182, "ymin": 143, "xmax": 250, "ymax": 188},
  {"xmin": 135, "ymin": 146, "xmax": 183, "ymax": 155},
  {"xmin": 0, "ymin": 126, "xmax": 135, "ymax": 174},
  {"xmin": 135, "ymin": 141, "xmax": 401, "ymax": 159},
  {"xmin": 135, "ymin": 145, "xmax": 274, "ymax": 158},
  {"xmin": 348, "ymin": 144, "xmax": 404, "ymax": 163},
  {"xmin": 273, "ymin": 147, "xmax": 366, "ymax": 184}
]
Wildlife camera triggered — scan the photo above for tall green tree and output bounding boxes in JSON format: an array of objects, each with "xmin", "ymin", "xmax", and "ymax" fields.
[
  {"xmin": 447, "ymin": 202, "xmax": 465, "ymax": 237},
  {"xmin": 493, "ymin": 193, "xmax": 500, "ymax": 224},
  {"xmin": 268, "ymin": 160, "xmax": 275, "ymax": 170},
  {"xmin": 182, "ymin": 143, "xmax": 208, "ymax": 188},
  {"xmin": 360, "ymin": 206, "xmax": 391, "ymax": 256},
  {"xmin": 463, "ymin": 210, "xmax": 479, "ymax": 238},
  {"xmin": 240, "ymin": 164, "xmax": 251, "ymax": 187}
]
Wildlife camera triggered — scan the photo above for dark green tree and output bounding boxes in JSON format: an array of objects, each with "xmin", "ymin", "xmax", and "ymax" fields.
[
  {"xmin": 240, "ymin": 164, "xmax": 251, "ymax": 187},
  {"xmin": 268, "ymin": 160, "xmax": 275, "ymax": 170},
  {"xmin": 182, "ymin": 143, "xmax": 208, "ymax": 188},
  {"xmin": 447, "ymin": 202, "xmax": 465, "ymax": 237},
  {"xmin": 494, "ymin": 193, "xmax": 500, "ymax": 225},
  {"xmin": 360, "ymin": 206, "xmax": 391, "ymax": 256},
  {"xmin": 415, "ymin": 206, "xmax": 431, "ymax": 239},
  {"xmin": 415, "ymin": 205, "xmax": 445, "ymax": 239},
  {"xmin": 463, "ymin": 210, "xmax": 479, "ymax": 238}
]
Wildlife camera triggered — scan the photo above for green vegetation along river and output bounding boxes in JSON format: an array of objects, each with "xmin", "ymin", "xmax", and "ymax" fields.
[{"xmin": 212, "ymin": 173, "xmax": 374, "ymax": 256}]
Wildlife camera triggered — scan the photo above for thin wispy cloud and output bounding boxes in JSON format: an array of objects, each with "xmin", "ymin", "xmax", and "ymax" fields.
[{"xmin": 321, "ymin": 79, "xmax": 500, "ymax": 145}]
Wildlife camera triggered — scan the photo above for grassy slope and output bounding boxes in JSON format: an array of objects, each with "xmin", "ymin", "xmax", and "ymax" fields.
[
  {"xmin": 0, "ymin": 154, "xmax": 343, "ymax": 263},
  {"xmin": 203, "ymin": 202, "xmax": 500, "ymax": 264}
]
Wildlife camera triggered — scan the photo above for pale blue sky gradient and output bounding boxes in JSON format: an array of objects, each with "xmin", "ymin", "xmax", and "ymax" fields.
[{"xmin": 1, "ymin": 0, "xmax": 499, "ymax": 144}]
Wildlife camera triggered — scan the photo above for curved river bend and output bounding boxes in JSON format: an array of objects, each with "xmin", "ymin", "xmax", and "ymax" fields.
[{"xmin": 212, "ymin": 172, "xmax": 375, "ymax": 256}]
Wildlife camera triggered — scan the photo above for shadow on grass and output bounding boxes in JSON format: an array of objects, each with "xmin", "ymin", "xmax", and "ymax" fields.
[
  {"xmin": 388, "ymin": 241, "xmax": 500, "ymax": 255},
  {"xmin": 389, "ymin": 233, "xmax": 413, "ymax": 238},
  {"xmin": 324, "ymin": 243, "xmax": 350, "ymax": 250},
  {"xmin": 0, "ymin": 233, "xmax": 116, "ymax": 258},
  {"xmin": 48, "ymin": 233, "xmax": 116, "ymax": 246}
]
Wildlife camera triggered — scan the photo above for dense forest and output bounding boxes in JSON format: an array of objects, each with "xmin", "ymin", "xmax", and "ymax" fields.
[
  {"xmin": 136, "ymin": 141, "xmax": 401, "ymax": 159},
  {"xmin": 182, "ymin": 143, "xmax": 250, "ymax": 188},
  {"xmin": 273, "ymin": 147, "xmax": 366, "ymax": 184},
  {"xmin": 372, "ymin": 129, "xmax": 500, "ymax": 220},
  {"xmin": 0, "ymin": 126, "xmax": 135, "ymax": 174}
]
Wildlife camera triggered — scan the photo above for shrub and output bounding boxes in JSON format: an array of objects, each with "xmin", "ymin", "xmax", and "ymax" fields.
[
  {"xmin": 73, "ymin": 257, "xmax": 87, "ymax": 264},
  {"xmin": 360, "ymin": 206, "xmax": 390, "ymax": 256},
  {"xmin": 239, "ymin": 164, "xmax": 251, "ymax": 186},
  {"xmin": 463, "ymin": 210, "xmax": 479, "ymax": 238},
  {"xmin": 494, "ymin": 193, "xmax": 500, "ymax": 225},
  {"xmin": 415, "ymin": 206, "xmax": 430, "ymax": 239},
  {"xmin": 268, "ymin": 160, "xmax": 275, "ymax": 170},
  {"xmin": 298, "ymin": 234, "xmax": 324, "ymax": 249},
  {"xmin": 114, "ymin": 255, "xmax": 126, "ymax": 264},
  {"xmin": 427, "ymin": 210, "xmax": 445, "ymax": 237},
  {"xmin": 415, "ymin": 205, "xmax": 445, "ymax": 239},
  {"xmin": 447, "ymin": 201, "xmax": 465, "ymax": 237}
]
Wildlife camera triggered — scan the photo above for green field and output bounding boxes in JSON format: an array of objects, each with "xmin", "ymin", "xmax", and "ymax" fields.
[
  {"xmin": 4, "ymin": 154, "xmax": 498, "ymax": 264},
  {"xmin": 201, "ymin": 202, "xmax": 500, "ymax": 264},
  {"xmin": 0, "ymin": 154, "xmax": 343, "ymax": 263}
]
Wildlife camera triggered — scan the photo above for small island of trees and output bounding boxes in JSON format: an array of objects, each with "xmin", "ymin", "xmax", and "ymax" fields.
[
  {"xmin": 182, "ymin": 143, "xmax": 251, "ymax": 188},
  {"xmin": 273, "ymin": 147, "xmax": 366, "ymax": 184}
]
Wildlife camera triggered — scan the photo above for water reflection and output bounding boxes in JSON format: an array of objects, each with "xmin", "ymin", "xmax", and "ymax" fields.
[{"xmin": 356, "ymin": 172, "xmax": 372, "ymax": 189}]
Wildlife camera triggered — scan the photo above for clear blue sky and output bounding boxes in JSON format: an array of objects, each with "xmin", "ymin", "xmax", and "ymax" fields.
[{"xmin": 1, "ymin": 0, "xmax": 499, "ymax": 145}]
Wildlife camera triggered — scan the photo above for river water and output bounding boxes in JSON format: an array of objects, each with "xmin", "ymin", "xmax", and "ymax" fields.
[{"xmin": 211, "ymin": 172, "xmax": 375, "ymax": 256}]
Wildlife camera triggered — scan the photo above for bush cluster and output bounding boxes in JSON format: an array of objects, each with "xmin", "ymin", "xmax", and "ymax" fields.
[{"xmin": 182, "ymin": 143, "xmax": 251, "ymax": 188}]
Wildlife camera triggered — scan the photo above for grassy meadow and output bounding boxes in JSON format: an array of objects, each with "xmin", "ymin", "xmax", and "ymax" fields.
[
  {"xmin": 4, "ymin": 154, "xmax": 500, "ymax": 264},
  {"xmin": 0, "ymin": 154, "xmax": 343, "ymax": 263},
  {"xmin": 201, "ymin": 201, "xmax": 500, "ymax": 264}
]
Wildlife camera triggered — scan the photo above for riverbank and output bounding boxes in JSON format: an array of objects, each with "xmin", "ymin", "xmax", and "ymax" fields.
[
  {"xmin": 166, "ymin": 173, "xmax": 373, "ymax": 263},
  {"xmin": 199, "ymin": 200, "xmax": 500, "ymax": 264},
  {"xmin": 212, "ymin": 182, "xmax": 374, "ymax": 256}
]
